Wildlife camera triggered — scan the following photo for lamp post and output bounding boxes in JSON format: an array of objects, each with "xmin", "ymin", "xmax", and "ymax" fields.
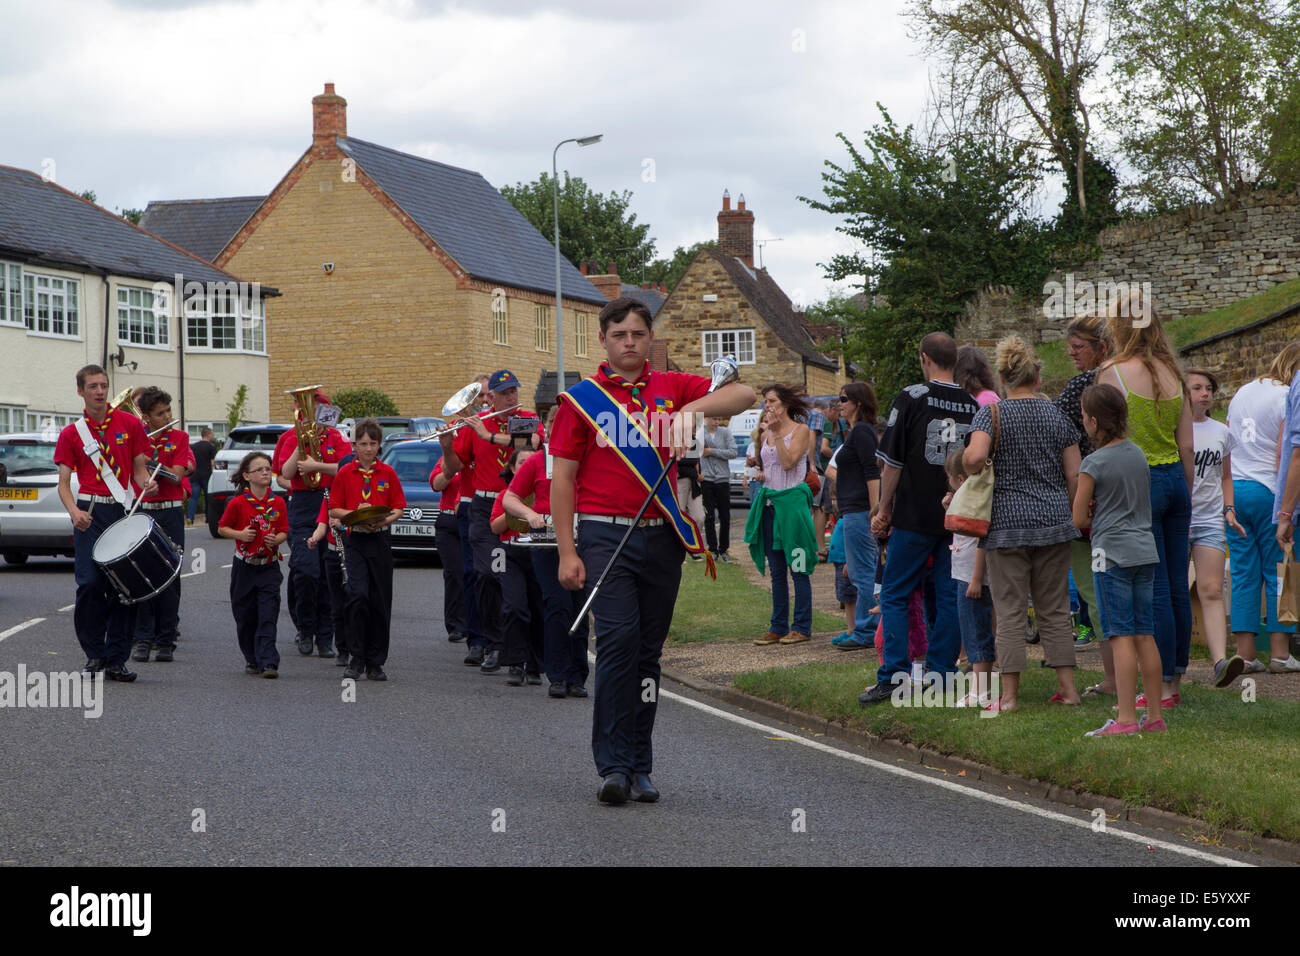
[{"xmin": 553, "ymin": 133, "xmax": 602, "ymax": 396}]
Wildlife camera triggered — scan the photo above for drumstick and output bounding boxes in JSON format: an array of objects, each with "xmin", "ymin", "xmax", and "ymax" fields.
[{"xmin": 125, "ymin": 460, "xmax": 167, "ymax": 521}]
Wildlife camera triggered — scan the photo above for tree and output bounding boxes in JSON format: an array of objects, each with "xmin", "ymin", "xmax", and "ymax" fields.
[
  {"xmin": 333, "ymin": 387, "xmax": 399, "ymax": 419},
  {"xmin": 120, "ymin": 208, "xmax": 143, "ymax": 225},
  {"xmin": 1105, "ymin": 0, "xmax": 1300, "ymax": 211},
  {"xmin": 500, "ymin": 173, "xmax": 655, "ymax": 283},
  {"xmin": 645, "ymin": 241, "xmax": 715, "ymax": 293},
  {"xmin": 225, "ymin": 384, "xmax": 249, "ymax": 433}
]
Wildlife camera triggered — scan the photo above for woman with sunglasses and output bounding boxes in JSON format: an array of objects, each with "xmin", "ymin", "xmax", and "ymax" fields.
[{"xmin": 828, "ymin": 383, "xmax": 882, "ymax": 650}]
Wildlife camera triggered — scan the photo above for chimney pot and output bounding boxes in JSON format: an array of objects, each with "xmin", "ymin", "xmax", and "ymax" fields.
[
  {"xmin": 722, "ymin": 188, "xmax": 731, "ymax": 212},
  {"xmin": 579, "ymin": 262, "xmax": 588, "ymax": 275},
  {"xmin": 738, "ymin": 193, "xmax": 746, "ymax": 210},
  {"xmin": 312, "ymin": 82, "xmax": 347, "ymax": 147},
  {"xmin": 606, "ymin": 261, "xmax": 616, "ymax": 275}
]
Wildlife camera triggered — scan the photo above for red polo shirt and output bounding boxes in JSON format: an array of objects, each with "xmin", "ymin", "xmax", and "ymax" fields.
[
  {"xmin": 506, "ymin": 448, "xmax": 551, "ymax": 515},
  {"xmin": 54, "ymin": 409, "xmax": 150, "ymax": 497},
  {"xmin": 219, "ymin": 489, "xmax": 288, "ymax": 561},
  {"xmin": 314, "ymin": 498, "xmax": 340, "ymax": 547},
  {"xmin": 452, "ymin": 408, "xmax": 545, "ymax": 495},
  {"xmin": 331, "ymin": 460, "xmax": 406, "ymax": 512},
  {"xmin": 549, "ymin": 366, "xmax": 711, "ymax": 517},
  {"xmin": 429, "ymin": 460, "xmax": 462, "ymax": 511},
  {"xmin": 489, "ymin": 493, "xmax": 520, "ymax": 543},
  {"xmin": 142, "ymin": 428, "xmax": 195, "ymax": 503},
  {"xmin": 272, "ymin": 426, "xmax": 351, "ymax": 492}
]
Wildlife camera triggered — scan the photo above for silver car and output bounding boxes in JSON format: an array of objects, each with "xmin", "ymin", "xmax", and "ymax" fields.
[{"xmin": 0, "ymin": 433, "xmax": 78, "ymax": 564}]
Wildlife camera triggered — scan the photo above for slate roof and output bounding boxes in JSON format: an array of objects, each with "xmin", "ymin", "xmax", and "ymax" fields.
[
  {"xmin": 335, "ymin": 137, "xmax": 607, "ymax": 306},
  {"xmin": 139, "ymin": 196, "xmax": 265, "ymax": 263},
  {"xmin": 0, "ymin": 166, "xmax": 252, "ymax": 287},
  {"xmin": 705, "ymin": 249, "xmax": 838, "ymax": 370},
  {"xmin": 620, "ymin": 282, "xmax": 666, "ymax": 317}
]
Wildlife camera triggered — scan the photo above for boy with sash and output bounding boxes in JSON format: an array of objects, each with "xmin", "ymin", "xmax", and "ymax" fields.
[
  {"xmin": 131, "ymin": 386, "xmax": 195, "ymax": 663},
  {"xmin": 54, "ymin": 364, "xmax": 157, "ymax": 681},
  {"xmin": 439, "ymin": 369, "xmax": 543, "ymax": 674},
  {"xmin": 550, "ymin": 297, "xmax": 755, "ymax": 805}
]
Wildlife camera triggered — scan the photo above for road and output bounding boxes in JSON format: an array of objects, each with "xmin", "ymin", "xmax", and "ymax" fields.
[{"xmin": 0, "ymin": 529, "xmax": 1264, "ymax": 866}]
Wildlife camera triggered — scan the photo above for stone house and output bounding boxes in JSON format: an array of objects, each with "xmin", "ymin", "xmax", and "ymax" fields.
[{"xmin": 142, "ymin": 83, "xmax": 609, "ymax": 420}]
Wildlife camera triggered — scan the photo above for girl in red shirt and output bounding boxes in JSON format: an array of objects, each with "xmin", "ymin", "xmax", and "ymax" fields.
[
  {"xmin": 329, "ymin": 419, "xmax": 406, "ymax": 681},
  {"xmin": 218, "ymin": 452, "xmax": 289, "ymax": 678},
  {"xmin": 490, "ymin": 447, "xmax": 546, "ymax": 687}
]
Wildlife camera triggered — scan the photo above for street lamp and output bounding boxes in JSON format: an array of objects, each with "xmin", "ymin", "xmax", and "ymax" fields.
[{"xmin": 553, "ymin": 133, "xmax": 603, "ymax": 395}]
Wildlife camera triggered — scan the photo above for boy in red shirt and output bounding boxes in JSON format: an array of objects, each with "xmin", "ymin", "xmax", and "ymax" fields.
[
  {"xmin": 330, "ymin": 418, "xmax": 406, "ymax": 681},
  {"xmin": 54, "ymin": 364, "xmax": 156, "ymax": 681},
  {"xmin": 219, "ymin": 452, "xmax": 289, "ymax": 677}
]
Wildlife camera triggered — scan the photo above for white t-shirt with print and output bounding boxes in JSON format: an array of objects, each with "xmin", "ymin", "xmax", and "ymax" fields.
[
  {"xmin": 1192, "ymin": 418, "xmax": 1236, "ymax": 526},
  {"xmin": 1226, "ymin": 378, "xmax": 1287, "ymax": 491}
]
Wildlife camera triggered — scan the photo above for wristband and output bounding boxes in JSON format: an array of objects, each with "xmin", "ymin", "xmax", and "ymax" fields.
[{"xmin": 1223, "ymin": 505, "xmax": 1235, "ymax": 514}]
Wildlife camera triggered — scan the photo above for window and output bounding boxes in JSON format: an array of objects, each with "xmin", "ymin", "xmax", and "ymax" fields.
[
  {"xmin": 23, "ymin": 273, "xmax": 79, "ymax": 338},
  {"xmin": 0, "ymin": 262, "xmax": 21, "ymax": 326},
  {"xmin": 0, "ymin": 405, "xmax": 23, "ymax": 433},
  {"xmin": 491, "ymin": 292, "xmax": 508, "ymax": 345},
  {"xmin": 184, "ymin": 284, "xmax": 265, "ymax": 353},
  {"xmin": 574, "ymin": 312, "xmax": 588, "ymax": 357},
  {"xmin": 24, "ymin": 410, "xmax": 76, "ymax": 434},
  {"xmin": 117, "ymin": 286, "xmax": 169, "ymax": 347},
  {"xmin": 534, "ymin": 303, "xmax": 550, "ymax": 352},
  {"xmin": 702, "ymin": 328, "xmax": 755, "ymax": 365},
  {"xmin": 187, "ymin": 422, "xmax": 227, "ymax": 443}
]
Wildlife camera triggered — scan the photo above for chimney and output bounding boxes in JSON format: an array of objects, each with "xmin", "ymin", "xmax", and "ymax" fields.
[
  {"xmin": 586, "ymin": 260, "xmax": 622, "ymax": 301},
  {"xmin": 579, "ymin": 262, "xmax": 588, "ymax": 275},
  {"xmin": 717, "ymin": 188, "xmax": 754, "ymax": 267},
  {"xmin": 312, "ymin": 82, "xmax": 347, "ymax": 147}
]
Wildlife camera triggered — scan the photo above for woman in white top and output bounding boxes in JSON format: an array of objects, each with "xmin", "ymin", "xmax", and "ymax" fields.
[{"xmin": 1226, "ymin": 345, "xmax": 1300, "ymax": 671}]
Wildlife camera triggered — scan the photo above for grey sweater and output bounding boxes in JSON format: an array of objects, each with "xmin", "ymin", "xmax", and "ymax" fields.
[{"xmin": 698, "ymin": 425, "xmax": 738, "ymax": 482}]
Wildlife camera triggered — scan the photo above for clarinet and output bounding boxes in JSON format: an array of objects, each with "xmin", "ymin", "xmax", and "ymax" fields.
[{"xmin": 327, "ymin": 487, "xmax": 349, "ymax": 588}]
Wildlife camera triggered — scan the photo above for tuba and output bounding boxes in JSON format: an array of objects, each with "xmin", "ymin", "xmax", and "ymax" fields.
[{"xmin": 285, "ymin": 385, "xmax": 325, "ymax": 489}]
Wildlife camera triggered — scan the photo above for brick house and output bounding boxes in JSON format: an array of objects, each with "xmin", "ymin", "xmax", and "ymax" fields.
[
  {"xmin": 653, "ymin": 192, "xmax": 844, "ymax": 395},
  {"xmin": 143, "ymin": 83, "xmax": 608, "ymax": 419}
]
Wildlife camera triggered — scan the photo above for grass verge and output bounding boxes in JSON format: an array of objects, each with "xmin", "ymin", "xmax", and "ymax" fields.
[
  {"xmin": 733, "ymin": 661, "xmax": 1300, "ymax": 842},
  {"xmin": 668, "ymin": 558, "xmax": 842, "ymax": 644}
]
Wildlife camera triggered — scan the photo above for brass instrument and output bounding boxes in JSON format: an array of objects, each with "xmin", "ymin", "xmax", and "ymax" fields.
[
  {"xmin": 109, "ymin": 387, "xmax": 142, "ymax": 419},
  {"xmin": 421, "ymin": 382, "xmax": 519, "ymax": 441},
  {"xmin": 285, "ymin": 384, "xmax": 326, "ymax": 489}
]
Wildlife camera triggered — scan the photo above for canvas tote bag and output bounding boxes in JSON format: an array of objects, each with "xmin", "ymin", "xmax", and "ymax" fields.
[{"xmin": 944, "ymin": 402, "xmax": 999, "ymax": 539}]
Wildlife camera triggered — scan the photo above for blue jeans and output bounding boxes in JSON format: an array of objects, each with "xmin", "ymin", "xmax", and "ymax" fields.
[
  {"xmin": 185, "ymin": 474, "xmax": 208, "ymax": 522},
  {"xmin": 1149, "ymin": 461, "xmax": 1192, "ymax": 681},
  {"xmin": 762, "ymin": 505, "xmax": 811, "ymax": 636},
  {"xmin": 875, "ymin": 527, "xmax": 960, "ymax": 684},
  {"xmin": 1228, "ymin": 479, "xmax": 1294, "ymax": 634},
  {"xmin": 840, "ymin": 510, "xmax": 879, "ymax": 643},
  {"xmin": 955, "ymin": 582, "xmax": 994, "ymax": 663}
]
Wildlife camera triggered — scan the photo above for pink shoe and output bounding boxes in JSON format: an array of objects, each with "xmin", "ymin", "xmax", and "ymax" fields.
[
  {"xmin": 1119, "ymin": 693, "xmax": 1179, "ymax": 710},
  {"xmin": 1085, "ymin": 718, "xmax": 1139, "ymax": 737},
  {"xmin": 1138, "ymin": 714, "xmax": 1167, "ymax": 732}
]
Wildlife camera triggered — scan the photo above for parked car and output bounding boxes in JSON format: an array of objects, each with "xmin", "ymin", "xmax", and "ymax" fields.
[
  {"xmin": 339, "ymin": 416, "xmax": 443, "ymax": 445},
  {"xmin": 0, "ymin": 433, "xmax": 77, "ymax": 563},
  {"xmin": 206, "ymin": 424, "xmax": 292, "ymax": 538},
  {"xmin": 380, "ymin": 424, "xmax": 444, "ymax": 456},
  {"xmin": 380, "ymin": 438, "xmax": 443, "ymax": 558}
]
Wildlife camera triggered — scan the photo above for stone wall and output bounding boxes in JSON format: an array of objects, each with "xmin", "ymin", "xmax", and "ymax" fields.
[{"xmin": 1180, "ymin": 306, "xmax": 1300, "ymax": 399}]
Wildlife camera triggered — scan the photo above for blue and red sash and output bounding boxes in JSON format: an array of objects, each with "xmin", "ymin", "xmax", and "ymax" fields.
[{"xmin": 562, "ymin": 377, "xmax": 714, "ymax": 577}]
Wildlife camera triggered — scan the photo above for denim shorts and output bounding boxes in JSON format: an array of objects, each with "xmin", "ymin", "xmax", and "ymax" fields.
[
  {"xmin": 1189, "ymin": 522, "xmax": 1226, "ymax": 554},
  {"xmin": 833, "ymin": 562, "xmax": 858, "ymax": 604},
  {"xmin": 1091, "ymin": 563, "xmax": 1156, "ymax": 639},
  {"xmin": 955, "ymin": 582, "xmax": 995, "ymax": 663}
]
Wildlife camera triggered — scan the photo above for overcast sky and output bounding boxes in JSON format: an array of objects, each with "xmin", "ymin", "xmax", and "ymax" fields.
[{"xmin": 2, "ymin": 0, "xmax": 934, "ymax": 307}]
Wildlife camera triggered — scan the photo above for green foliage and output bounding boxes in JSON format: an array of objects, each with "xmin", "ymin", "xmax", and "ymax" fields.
[
  {"xmin": 224, "ymin": 384, "xmax": 249, "ymax": 433},
  {"xmin": 78, "ymin": 189, "xmax": 97, "ymax": 203},
  {"xmin": 120, "ymin": 208, "xmax": 143, "ymax": 225},
  {"xmin": 333, "ymin": 388, "xmax": 400, "ymax": 419},
  {"xmin": 500, "ymin": 173, "xmax": 655, "ymax": 284},
  {"xmin": 645, "ymin": 241, "xmax": 715, "ymax": 294}
]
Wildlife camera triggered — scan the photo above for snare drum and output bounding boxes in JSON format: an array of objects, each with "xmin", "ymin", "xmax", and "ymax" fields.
[{"xmin": 92, "ymin": 513, "xmax": 183, "ymax": 604}]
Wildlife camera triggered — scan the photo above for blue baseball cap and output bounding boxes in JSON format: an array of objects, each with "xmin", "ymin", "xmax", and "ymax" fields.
[{"xmin": 489, "ymin": 369, "xmax": 520, "ymax": 393}]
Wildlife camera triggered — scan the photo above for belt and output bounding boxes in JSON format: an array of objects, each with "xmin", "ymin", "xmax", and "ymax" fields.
[
  {"xmin": 235, "ymin": 553, "xmax": 275, "ymax": 566},
  {"xmin": 439, "ymin": 508, "xmax": 457, "ymax": 515},
  {"xmin": 474, "ymin": 490, "xmax": 499, "ymax": 500},
  {"xmin": 140, "ymin": 501, "xmax": 182, "ymax": 511},
  {"xmin": 78, "ymin": 494, "xmax": 121, "ymax": 505},
  {"xmin": 577, "ymin": 513, "xmax": 666, "ymax": 528}
]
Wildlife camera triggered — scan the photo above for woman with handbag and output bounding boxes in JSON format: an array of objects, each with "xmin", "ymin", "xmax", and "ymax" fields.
[{"xmin": 963, "ymin": 336, "xmax": 1082, "ymax": 711}]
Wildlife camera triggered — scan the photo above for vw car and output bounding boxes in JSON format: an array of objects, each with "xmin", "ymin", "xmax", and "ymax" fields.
[{"xmin": 380, "ymin": 438, "xmax": 443, "ymax": 558}]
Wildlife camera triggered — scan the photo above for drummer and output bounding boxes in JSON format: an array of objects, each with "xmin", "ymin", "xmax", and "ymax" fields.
[
  {"xmin": 499, "ymin": 419, "xmax": 590, "ymax": 699},
  {"xmin": 489, "ymin": 447, "xmax": 546, "ymax": 688},
  {"xmin": 54, "ymin": 364, "xmax": 157, "ymax": 682},
  {"xmin": 131, "ymin": 386, "xmax": 195, "ymax": 665}
]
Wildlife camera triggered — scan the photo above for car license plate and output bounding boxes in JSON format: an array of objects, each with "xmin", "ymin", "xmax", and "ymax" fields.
[
  {"xmin": 0, "ymin": 488, "xmax": 38, "ymax": 501},
  {"xmin": 393, "ymin": 524, "xmax": 435, "ymax": 536}
]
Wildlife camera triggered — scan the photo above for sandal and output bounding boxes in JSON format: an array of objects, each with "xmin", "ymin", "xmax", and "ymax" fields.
[{"xmin": 1082, "ymin": 684, "xmax": 1112, "ymax": 697}]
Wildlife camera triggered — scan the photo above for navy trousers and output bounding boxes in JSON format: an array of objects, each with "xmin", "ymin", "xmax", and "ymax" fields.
[
  {"xmin": 133, "ymin": 505, "xmax": 185, "ymax": 649},
  {"xmin": 467, "ymin": 495, "xmax": 504, "ymax": 654},
  {"xmin": 579, "ymin": 520, "xmax": 683, "ymax": 778},
  {"xmin": 287, "ymin": 490, "xmax": 334, "ymax": 644},
  {"xmin": 73, "ymin": 500, "xmax": 138, "ymax": 667},
  {"xmin": 434, "ymin": 510, "xmax": 467, "ymax": 637},
  {"xmin": 457, "ymin": 502, "xmax": 485, "ymax": 647},
  {"xmin": 231, "ymin": 559, "xmax": 282, "ymax": 670},
  {"xmin": 532, "ymin": 546, "xmax": 590, "ymax": 686},
  {"xmin": 501, "ymin": 543, "xmax": 544, "ymax": 672},
  {"xmin": 342, "ymin": 529, "xmax": 395, "ymax": 668}
]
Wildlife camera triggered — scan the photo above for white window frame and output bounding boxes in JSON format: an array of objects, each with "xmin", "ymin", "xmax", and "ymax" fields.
[
  {"xmin": 702, "ymin": 328, "xmax": 755, "ymax": 366},
  {"xmin": 184, "ymin": 285, "xmax": 266, "ymax": 355},
  {"xmin": 0, "ymin": 404, "xmax": 24, "ymax": 433},
  {"xmin": 491, "ymin": 293, "xmax": 509, "ymax": 346},
  {"xmin": 0, "ymin": 261, "xmax": 22, "ymax": 327},
  {"xmin": 24, "ymin": 410, "xmax": 77, "ymax": 434},
  {"xmin": 23, "ymin": 273, "xmax": 80, "ymax": 340},
  {"xmin": 534, "ymin": 303, "xmax": 550, "ymax": 353},
  {"xmin": 574, "ymin": 311, "xmax": 588, "ymax": 358},
  {"xmin": 117, "ymin": 285, "xmax": 170, "ymax": 349}
]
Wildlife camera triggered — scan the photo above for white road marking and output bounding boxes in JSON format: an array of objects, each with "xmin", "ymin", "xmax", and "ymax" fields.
[
  {"xmin": 0, "ymin": 618, "xmax": 45, "ymax": 642},
  {"xmin": 657, "ymin": 684, "xmax": 1253, "ymax": 867},
  {"xmin": 181, "ymin": 570, "xmax": 203, "ymax": 578},
  {"xmin": 220, "ymin": 563, "xmax": 232, "ymax": 569},
  {"xmin": 58, "ymin": 604, "xmax": 75, "ymax": 612}
]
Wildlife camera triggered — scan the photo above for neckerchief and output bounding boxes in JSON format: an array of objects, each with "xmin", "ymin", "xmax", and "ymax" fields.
[
  {"xmin": 150, "ymin": 430, "xmax": 176, "ymax": 460},
  {"xmin": 357, "ymin": 460, "xmax": 377, "ymax": 502},
  {"xmin": 598, "ymin": 361, "xmax": 652, "ymax": 414},
  {"xmin": 83, "ymin": 410, "xmax": 119, "ymax": 477},
  {"xmin": 241, "ymin": 489, "xmax": 280, "ymax": 560}
]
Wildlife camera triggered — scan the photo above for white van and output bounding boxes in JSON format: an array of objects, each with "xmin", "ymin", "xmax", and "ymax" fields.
[{"xmin": 726, "ymin": 409, "xmax": 762, "ymax": 506}]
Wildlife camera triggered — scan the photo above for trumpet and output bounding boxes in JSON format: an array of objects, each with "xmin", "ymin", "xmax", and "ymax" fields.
[
  {"xmin": 421, "ymin": 382, "xmax": 519, "ymax": 441},
  {"xmin": 285, "ymin": 384, "xmax": 325, "ymax": 489}
]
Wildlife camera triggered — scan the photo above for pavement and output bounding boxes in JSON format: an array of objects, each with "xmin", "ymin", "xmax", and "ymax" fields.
[{"xmin": 0, "ymin": 527, "xmax": 1268, "ymax": 866}]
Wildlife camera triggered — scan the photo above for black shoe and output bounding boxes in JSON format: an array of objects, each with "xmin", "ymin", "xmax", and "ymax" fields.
[
  {"xmin": 245, "ymin": 665, "xmax": 261, "ymax": 676},
  {"xmin": 297, "ymin": 634, "xmax": 315, "ymax": 656},
  {"xmin": 366, "ymin": 666, "xmax": 387, "ymax": 681},
  {"xmin": 629, "ymin": 773, "xmax": 660, "ymax": 803},
  {"xmin": 343, "ymin": 664, "xmax": 363, "ymax": 680},
  {"xmin": 548, "ymin": 681, "xmax": 567, "ymax": 698},
  {"xmin": 105, "ymin": 664, "xmax": 138, "ymax": 683},
  {"xmin": 335, "ymin": 651, "xmax": 350, "ymax": 667},
  {"xmin": 82, "ymin": 658, "xmax": 105, "ymax": 676},
  {"xmin": 506, "ymin": 666, "xmax": 525, "ymax": 686},
  {"xmin": 447, "ymin": 631, "xmax": 467, "ymax": 643},
  {"xmin": 154, "ymin": 646, "xmax": 174, "ymax": 663},
  {"xmin": 317, "ymin": 640, "xmax": 336, "ymax": 658},
  {"xmin": 479, "ymin": 650, "xmax": 501, "ymax": 674},
  {"xmin": 566, "ymin": 683, "xmax": 588, "ymax": 698},
  {"xmin": 525, "ymin": 672, "xmax": 542, "ymax": 685},
  {"xmin": 858, "ymin": 682, "xmax": 895, "ymax": 706},
  {"xmin": 597, "ymin": 773, "xmax": 631, "ymax": 805},
  {"xmin": 464, "ymin": 645, "xmax": 485, "ymax": 667},
  {"xmin": 261, "ymin": 668, "xmax": 279, "ymax": 679},
  {"xmin": 131, "ymin": 641, "xmax": 151, "ymax": 663}
]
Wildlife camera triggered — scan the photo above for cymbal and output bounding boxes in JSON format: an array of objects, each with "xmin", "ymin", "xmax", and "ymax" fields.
[
  {"xmin": 505, "ymin": 493, "xmax": 536, "ymax": 533},
  {"xmin": 340, "ymin": 505, "xmax": 391, "ymax": 527}
]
